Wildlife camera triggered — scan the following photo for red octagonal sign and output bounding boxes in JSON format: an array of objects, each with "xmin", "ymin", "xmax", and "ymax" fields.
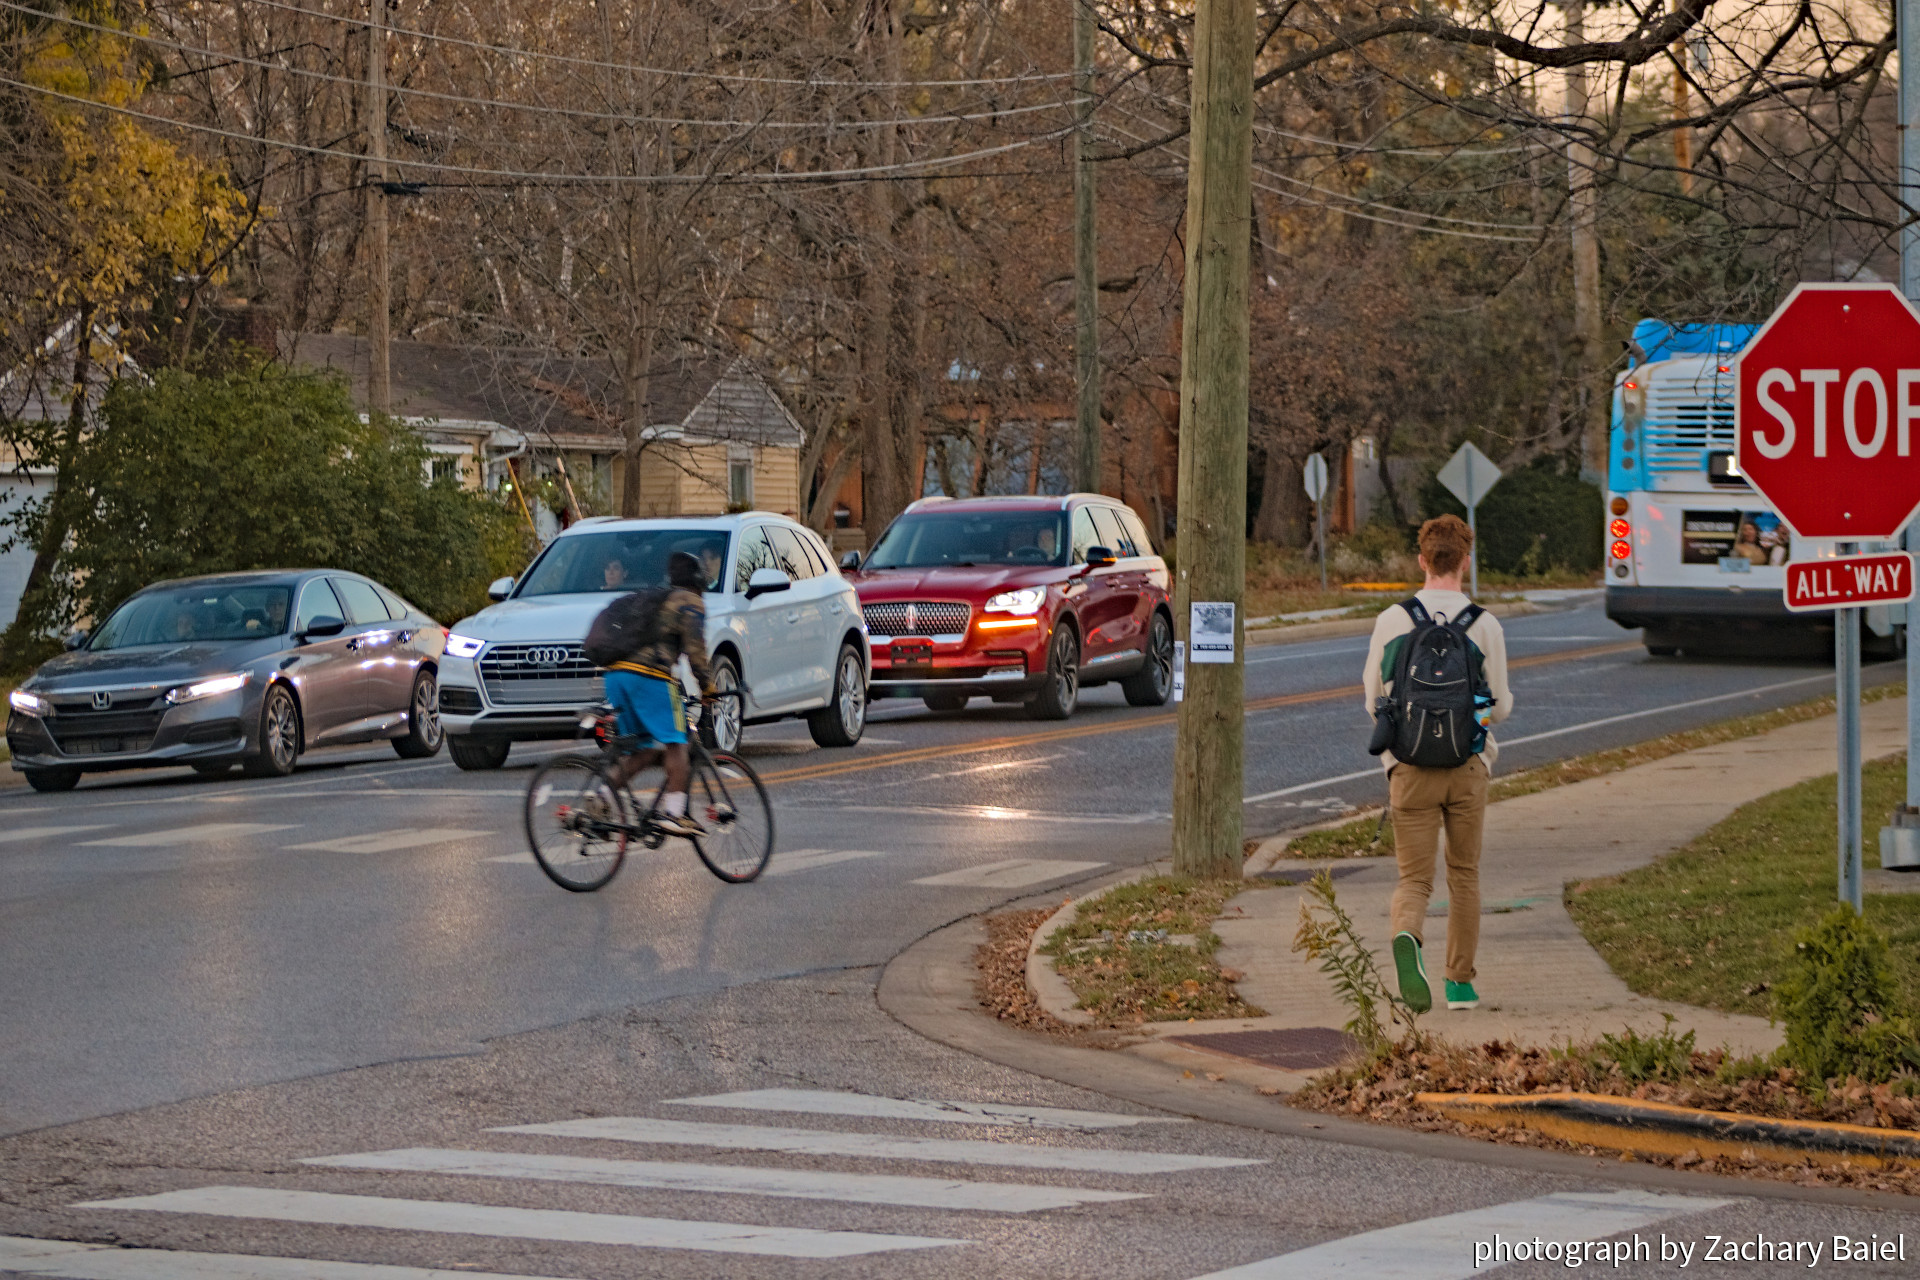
[{"xmin": 1736, "ymin": 282, "xmax": 1920, "ymax": 539}]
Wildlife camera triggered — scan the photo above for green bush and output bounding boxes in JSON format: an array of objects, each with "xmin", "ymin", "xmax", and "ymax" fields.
[
  {"xmin": 16, "ymin": 362, "xmax": 530, "ymax": 630},
  {"xmin": 1774, "ymin": 907, "xmax": 1920, "ymax": 1084},
  {"xmin": 1422, "ymin": 456, "xmax": 1602, "ymax": 574}
]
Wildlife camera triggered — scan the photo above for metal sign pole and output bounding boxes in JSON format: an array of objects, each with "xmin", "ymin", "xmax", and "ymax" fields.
[
  {"xmin": 1839, "ymin": 544, "xmax": 1865, "ymax": 913},
  {"xmin": 1903, "ymin": 0, "xmax": 1920, "ymax": 855},
  {"xmin": 1465, "ymin": 450, "xmax": 1479, "ymax": 596},
  {"xmin": 1317, "ymin": 499, "xmax": 1327, "ymax": 592}
]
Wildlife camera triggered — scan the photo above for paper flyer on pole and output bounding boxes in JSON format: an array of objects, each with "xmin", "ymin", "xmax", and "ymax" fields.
[{"xmin": 1189, "ymin": 602, "xmax": 1236, "ymax": 663}]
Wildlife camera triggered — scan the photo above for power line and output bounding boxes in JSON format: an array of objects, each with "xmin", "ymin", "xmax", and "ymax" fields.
[
  {"xmin": 206, "ymin": 0, "xmax": 1076, "ymax": 89},
  {"xmin": 0, "ymin": 71, "xmax": 1075, "ymax": 184},
  {"xmin": 5, "ymin": 0, "xmax": 1076, "ymax": 132}
]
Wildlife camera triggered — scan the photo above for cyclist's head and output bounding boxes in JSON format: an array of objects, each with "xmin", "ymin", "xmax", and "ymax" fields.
[{"xmin": 667, "ymin": 550, "xmax": 706, "ymax": 591}]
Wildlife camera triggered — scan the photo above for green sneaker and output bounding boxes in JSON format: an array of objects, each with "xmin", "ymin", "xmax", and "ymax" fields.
[
  {"xmin": 1446, "ymin": 980, "xmax": 1480, "ymax": 1010},
  {"xmin": 1391, "ymin": 932, "xmax": 1431, "ymax": 1013}
]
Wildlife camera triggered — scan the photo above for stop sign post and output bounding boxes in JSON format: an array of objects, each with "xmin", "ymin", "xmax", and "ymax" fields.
[{"xmin": 1737, "ymin": 283, "xmax": 1920, "ymax": 910}]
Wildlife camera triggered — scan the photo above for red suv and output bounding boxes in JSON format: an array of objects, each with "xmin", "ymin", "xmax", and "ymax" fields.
[{"xmin": 847, "ymin": 494, "xmax": 1174, "ymax": 719}]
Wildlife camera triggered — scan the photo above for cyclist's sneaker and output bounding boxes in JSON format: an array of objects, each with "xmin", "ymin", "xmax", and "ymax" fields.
[{"xmin": 653, "ymin": 811, "xmax": 705, "ymax": 838}]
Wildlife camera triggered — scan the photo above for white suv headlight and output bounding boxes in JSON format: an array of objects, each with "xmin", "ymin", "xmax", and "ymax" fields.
[
  {"xmin": 983, "ymin": 587, "xmax": 1044, "ymax": 615},
  {"xmin": 166, "ymin": 672, "xmax": 251, "ymax": 705},
  {"xmin": 444, "ymin": 633, "xmax": 485, "ymax": 658}
]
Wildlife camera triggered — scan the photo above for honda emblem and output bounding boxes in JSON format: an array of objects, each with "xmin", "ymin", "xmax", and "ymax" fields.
[{"xmin": 91, "ymin": 691, "xmax": 111, "ymax": 710}]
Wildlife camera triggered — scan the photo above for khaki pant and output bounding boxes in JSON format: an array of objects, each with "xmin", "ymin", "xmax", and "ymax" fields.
[{"xmin": 1388, "ymin": 756, "xmax": 1489, "ymax": 983}]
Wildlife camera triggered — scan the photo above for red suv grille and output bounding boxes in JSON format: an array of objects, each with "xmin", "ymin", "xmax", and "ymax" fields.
[{"xmin": 863, "ymin": 601, "xmax": 971, "ymax": 637}]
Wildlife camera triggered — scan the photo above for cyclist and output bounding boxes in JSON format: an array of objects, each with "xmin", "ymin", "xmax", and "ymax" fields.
[{"xmin": 603, "ymin": 550, "xmax": 712, "ymax": 837}]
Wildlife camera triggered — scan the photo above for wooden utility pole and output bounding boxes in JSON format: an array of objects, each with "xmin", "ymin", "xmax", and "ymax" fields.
[
  {"xmin": 365, "ymin": 0, "xmax": 391, "ymax": 416},
  {"xmin": 1170, "ymin": 0, "xmax": 1253, "ymax": 880},
  {"xmin": 1564, "ymin": 0, "xmax": 1605, "ymax": 480},
  {"xmin": 1072, "ymin": 0, "xmax": 1100, "ymax": 493},
  {"xmin": 1673, "ymin": 43, "xmax": 1692, "ymax": 196}
]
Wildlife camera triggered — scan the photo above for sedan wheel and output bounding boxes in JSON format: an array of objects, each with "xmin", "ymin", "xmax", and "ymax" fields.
[
  {"xmin": 1026, "ymin": 624, "xmax": 1079, "ymax": 720},
  {"xmin": 700, "ymin": 656, "xmax": 743, "ymax": 754},
  {"xmin": 1122, "ymin": 611, "xmax": 1175, "ymax": 706},
  {"xmin": 393, "ymin": 669, "xmax": 445, "ymax": 758},
  {"xmin": 808, "ymin": 644, "xmax": 867, "ymax": 747},
  {"xmin": 242, "ymin": 685, "xmax": 300, "ymax": 777}
]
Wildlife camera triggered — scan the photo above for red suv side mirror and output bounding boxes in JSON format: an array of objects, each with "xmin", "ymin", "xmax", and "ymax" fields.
[{"xmin": 1083, "ymin": 545, "xmax": 1118, "ymax": 570}]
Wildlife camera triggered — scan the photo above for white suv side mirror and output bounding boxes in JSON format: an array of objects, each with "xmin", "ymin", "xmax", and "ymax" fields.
[
  {"xmin": 487, "ymin": 576, "xmax": 515, "ymax": 601},
  {"xmin": 745, "ymin": 567, "xmax": 792, "ymax": 601}
]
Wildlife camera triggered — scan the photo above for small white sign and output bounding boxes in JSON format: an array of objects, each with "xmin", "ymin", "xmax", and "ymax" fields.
[
  {"xmin": 1303, "ymin": 453, "xmax": 1329, "ymax": 502},
  {"xmin": 1172, "ymin": 641, "xmax": 1186, "ymax": 702},
  {"xmin": 1189, "ymin": 601, "xmax": 1236, "ymax": 664}
]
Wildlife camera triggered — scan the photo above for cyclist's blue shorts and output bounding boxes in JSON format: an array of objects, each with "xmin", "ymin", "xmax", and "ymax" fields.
[{"xmin": 604, "ymin": 670, "xmax": 687, "ymax": 747}]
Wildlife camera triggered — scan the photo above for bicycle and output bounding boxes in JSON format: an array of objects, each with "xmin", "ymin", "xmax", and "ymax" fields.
[{"xmin": 523, "ymin": 688, "xmax": 773, "ymax": 892}]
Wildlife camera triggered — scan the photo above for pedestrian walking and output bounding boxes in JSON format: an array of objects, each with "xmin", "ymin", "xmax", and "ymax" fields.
[{"xmin": 1362, "ymin": 514, "xmax": 1512, "ymax": 1012}]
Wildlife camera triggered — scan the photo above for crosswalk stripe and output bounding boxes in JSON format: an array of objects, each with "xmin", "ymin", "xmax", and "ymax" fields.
[
  {"xmin": 303, "ymin": 1147, "xmax": 1146, "ymax": 1212},
  {"xmin": 665, "ymin": 1088, "xmax": 1182, "ymax": 1130},
  {"xmin": 0, "ymin": 1234, "xmax": 582, "ymax": 1280},
  {"xmin": 288, "ymin": 828, "xmax": 492, "ymax": 854},
  {"xmin": 0, "ymin": 825, "xmax": 112, "ymax": 844},
  {"xmin": 79, "ymin": 823, "xmax": 296, "ymax": 848},
  {"xmin": 495, "ymin": 1118, "xmax": 1263, "ymax": 1174},
  {"xmin": 75, "ymin": 1187, "xmax": 964, "ymax": 1259},
  {"xmin": 912, "ymin": 858, "xmax": 1106, "ymax": 888},
  {"xmin": 1183, "ymin": 1190, "xmax": 1738, "ymax": 1279},
  {"xmin": 763, "ymin": 849, "xmax": 887, "ymax": 877}
]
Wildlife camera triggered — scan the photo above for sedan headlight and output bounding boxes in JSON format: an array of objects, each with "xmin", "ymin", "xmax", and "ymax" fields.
[
  {"xmin": 8, "ymin": 689, "xmax": 50, "ymax": 717},
  {"xmin": 983, "ymin": 587, "xmax": 1045, "ymax": 615},
  {"xmin": 444, "ymin": 632, "xmax": 485, "ymax": 658},
  {"xmin": 166, "ymin": 672, "xmax": 251, "ymax": 705}
]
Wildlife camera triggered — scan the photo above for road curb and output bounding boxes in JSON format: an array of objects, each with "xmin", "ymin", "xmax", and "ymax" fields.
[
  {"xmin": 1024, "ymin": 866, "xmax": 1163, "ymax": 1026},
  {"xmin": 1419, "ymin": 1091, "xmax": 1920, "ymax": 1170},
  {"xmin": 1244, "ymin": 598, "xmax": 1561, "ymax": 648},
  {"xmin": 875, "ymin": 905, "xmax": 1919, "ymax": 1209}
]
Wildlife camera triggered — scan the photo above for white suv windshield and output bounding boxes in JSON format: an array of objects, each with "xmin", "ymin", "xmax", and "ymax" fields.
[
  {"xmin": 515, "ymin": 530, "xmax": 731, "ymax": 597},
  {"xmin": 866, "ymin": 511, "xmax": 1068, "ymax": 569}
]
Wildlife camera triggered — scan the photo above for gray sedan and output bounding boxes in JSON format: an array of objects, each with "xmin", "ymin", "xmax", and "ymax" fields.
[{"xmin": 5, "ymin": 570, "xmax": 447, "ymax": 792}]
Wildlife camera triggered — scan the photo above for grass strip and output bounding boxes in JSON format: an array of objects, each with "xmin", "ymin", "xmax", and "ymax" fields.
[
  {"xmin": 1039, "ymin": 875, "xmax": 1264, "ymax": 1024},
  {"xmin": 1567, "ymin": 752, "xmax": 1920, "ymax": 1018},
  {"xmin": 1283, "ymin": 682, "xmax": 1906, "ymax": 860}
]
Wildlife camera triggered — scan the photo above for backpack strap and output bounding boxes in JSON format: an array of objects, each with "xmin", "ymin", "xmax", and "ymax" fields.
[
  {"xmin": 1400, "ymin": 597, "xmax": 1433, "ymax": 627},
  {"xmin": 1451, "ymin": 602, "xmax": 1483, "ymax": 632}
]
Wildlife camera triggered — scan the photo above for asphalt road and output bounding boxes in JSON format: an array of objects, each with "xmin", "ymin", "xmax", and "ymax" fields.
[{"xmin": 2, "ymin": 592, "xmax": 1913, "ymax": 1277}]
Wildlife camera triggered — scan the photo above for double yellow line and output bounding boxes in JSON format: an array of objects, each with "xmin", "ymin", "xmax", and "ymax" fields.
[{"xmin": 755, "ymin": 640, "xmax": 1640, "ymax": 788}]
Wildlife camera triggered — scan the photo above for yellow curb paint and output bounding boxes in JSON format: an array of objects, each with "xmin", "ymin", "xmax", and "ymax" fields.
[{"xmin": 1418, "ymin": 1091, "xmax": 1920, "ymax": 1171}]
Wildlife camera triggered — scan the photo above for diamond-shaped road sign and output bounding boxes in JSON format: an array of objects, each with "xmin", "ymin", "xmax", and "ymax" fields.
[
  {"xmin": 1736, "ymin": 282, "xmax": 1920, "ymax": 540},
  {"xmin": 1437, "ymin": 442, "xmax": 1502, "ymax": 510}
]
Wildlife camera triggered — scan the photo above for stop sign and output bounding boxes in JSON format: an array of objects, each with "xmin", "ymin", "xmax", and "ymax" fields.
[{"xmin": 1736, "ymin": 282, "xmax": 1920, "ymax": 539}]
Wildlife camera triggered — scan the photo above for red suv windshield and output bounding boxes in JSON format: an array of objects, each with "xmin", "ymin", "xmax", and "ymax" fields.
[{"xmin": 864, "ymin": 509, "xmax": 1068, "ymax": 569}]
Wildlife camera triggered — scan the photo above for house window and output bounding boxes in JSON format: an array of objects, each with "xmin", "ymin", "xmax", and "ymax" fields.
[
  {"xmin": 729, "ymin": 457, "xmax": 754, "ymax": 509},
  {"xmin": 430, "ymin": 456, "xmax": 461, "ymax": 483}
]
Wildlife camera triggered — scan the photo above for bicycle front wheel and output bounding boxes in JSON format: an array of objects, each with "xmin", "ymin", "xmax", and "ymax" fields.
[
  {"xmin": 690, "ymin": 750, "xmax": 774, "ymax": 883},
  {"xmin": 525, "ymin": 754, "xmax": 629, "ymax": 892}
]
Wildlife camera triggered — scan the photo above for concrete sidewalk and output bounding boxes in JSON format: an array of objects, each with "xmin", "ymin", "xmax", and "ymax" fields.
[{"xmin": 1051, "ymin": 695, "xmax": 1914, "ymax": 1092}]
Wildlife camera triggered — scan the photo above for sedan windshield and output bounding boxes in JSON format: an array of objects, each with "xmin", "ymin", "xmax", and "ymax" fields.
[
  {"xmin": 515, "ymin": 530, "xmax": 731, "ymax": 597},
  {"xmin": 865, "ymin": 511, "xmax": 1067, "ymax": 569},
  {"xmin": 90, "ymin": 584, "xmax": 292, "ymax": 649}
]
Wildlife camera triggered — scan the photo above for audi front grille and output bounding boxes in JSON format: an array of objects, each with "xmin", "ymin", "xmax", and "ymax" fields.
[{"xmin": 478, "ymin": 643, "xmax": 604, "ymax": 706}]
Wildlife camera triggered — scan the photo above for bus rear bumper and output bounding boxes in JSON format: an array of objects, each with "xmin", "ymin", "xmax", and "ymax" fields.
[{"xmin": 1605, "ymin": 585, "xmax": 1796, "ymax": 631}]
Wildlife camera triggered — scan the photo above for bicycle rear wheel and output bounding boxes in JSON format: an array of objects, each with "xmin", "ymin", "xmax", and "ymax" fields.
[
  {"xmin": 525, "ymin": 754, "xmax": 630, "ymax": 892},
  {"xmin": 690, "ymin": 750, "xmax": 773, "ymax": 883}
]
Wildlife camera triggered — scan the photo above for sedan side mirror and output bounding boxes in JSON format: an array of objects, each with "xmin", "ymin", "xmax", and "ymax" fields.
[
  {"xmin": 745, "ymin": 567, "xmax": 793, "ymax": 600},
  {"xmin": 487, "ymin": 576, "xmax": 516, "ymax": 602},
  {"xmin": 300, "ymin": 615, "xmax": 346, "ymax": 641},
  {"xmin": 838, "ymin": 550, "xmax": 862, "ymax": 573},
  {"xmin": 1084, "ymin": 545, "xmax": 1118, "ymax": 570},
  {"xmin": 63, "ymin": 629, "xmax": 88, "ymax": 651}
]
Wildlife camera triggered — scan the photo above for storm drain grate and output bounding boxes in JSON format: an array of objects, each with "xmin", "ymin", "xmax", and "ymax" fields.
[{"xmin": 1166, "ymin": 1026, "xmax": 1360, "ymax": 1071}]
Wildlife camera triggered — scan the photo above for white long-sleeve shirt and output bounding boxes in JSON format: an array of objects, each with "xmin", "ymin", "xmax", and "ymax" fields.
[{"xmin": 1361, "ymin": 589, "xmax": 1513, "ymax": 769}]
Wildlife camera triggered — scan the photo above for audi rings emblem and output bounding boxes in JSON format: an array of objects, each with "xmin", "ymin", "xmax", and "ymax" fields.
[
  {"xmin": 91, "ymin": 690, "xmax": 112, "ymax": 710},
  {"xmin": 526, "ymin": 646, "xmax": 570, "ymax": 666}
]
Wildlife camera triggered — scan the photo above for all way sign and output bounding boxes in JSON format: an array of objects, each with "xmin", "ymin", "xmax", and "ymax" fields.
[{"xmin": 1784, "ymin": 553, "xmax": 1917, "ymax": 613}]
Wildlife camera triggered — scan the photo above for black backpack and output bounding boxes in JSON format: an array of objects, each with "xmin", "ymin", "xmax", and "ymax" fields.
[
  {"xmin": 1371, "ymin": 598, "xmax": 1488, "ymax": 769},
  {"xmin": 583, "ymin": 586, "xmax": 671, "ymax": 668}
]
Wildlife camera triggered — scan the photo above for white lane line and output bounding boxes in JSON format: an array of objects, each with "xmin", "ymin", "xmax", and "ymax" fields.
[
  {"xmin": 0, "ymin": 1233, "xmax": 581, "ymax": 1280},
  {"xmin": 0, "ymin": 825, "xmax": 112, "ymax": 843},
  {"xmin": 78, "ymin": 823, "xmax": 297, "ymax": 847},
  {"xmin": 495, "ymin": 1117, "xmax": 1263, "ymax": 1174},
  {"xmin": 288, "ymin": 828, "xmax": 492, "ymax": 854},
  {"xmin": 75, "ymin": 1187, "xmax": 962, "ymax": 1259},
  {"xmin": 664, "ymin": 1088, "xmax": 1183, "ymax": 1130},
  {"xmin": 1184, "ymin": 1189, "xmax": 1737, "ymax": 1278},
  {"xmin": 763, "ymin": 848, "xmax": 888, "ymax": 877},
  {"xmin": 303, "ymin": 1147, "xmax": 1145, "ymax": 1213},
  {"xmin": 793, "ymin": 803, "xmax": 1165, "ymax": 825},
  {"xmin": 1241, "ymin": 671, "xmax": 1838, "ymax": 805},
  {"xmin": 912, "ymin": 858, "xmax": 1106, "ymax": 888}
]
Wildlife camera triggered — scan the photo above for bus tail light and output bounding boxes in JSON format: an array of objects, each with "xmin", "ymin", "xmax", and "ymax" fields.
[
  {"xmin": 1609, "ymin": 518, "xmax": 1630, "ymax": 539},
  {"xmin": 1610, "ymin": 539, "xmax": 1632, "ymax": 561}
]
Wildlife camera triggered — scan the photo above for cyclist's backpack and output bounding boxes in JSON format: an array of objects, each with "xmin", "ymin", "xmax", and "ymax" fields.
[
  {"xmin": 583, "ymin": 586, "xmax": 671, "ymax": 668},
  {"xmin": 1377, "ymin": 598, "xmax": 1488, "ymax": 769}
]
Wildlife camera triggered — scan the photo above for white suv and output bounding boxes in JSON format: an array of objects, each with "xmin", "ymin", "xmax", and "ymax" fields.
[{"xmin": 437, "ymin": 513, "xmax": 869, "ymax": 768}]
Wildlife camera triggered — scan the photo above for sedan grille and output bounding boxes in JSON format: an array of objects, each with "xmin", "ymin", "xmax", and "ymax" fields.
[
  {"xmin": 862, "ymin": 601, "xmax": 971, "ymax": 637},
  {"xmin": 478, "ymin": 643, "xmax": 604, "ymax": 706},
  {"xmin": 44, "ymin": 698, "xmax": 165, "ymax": 755}
]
